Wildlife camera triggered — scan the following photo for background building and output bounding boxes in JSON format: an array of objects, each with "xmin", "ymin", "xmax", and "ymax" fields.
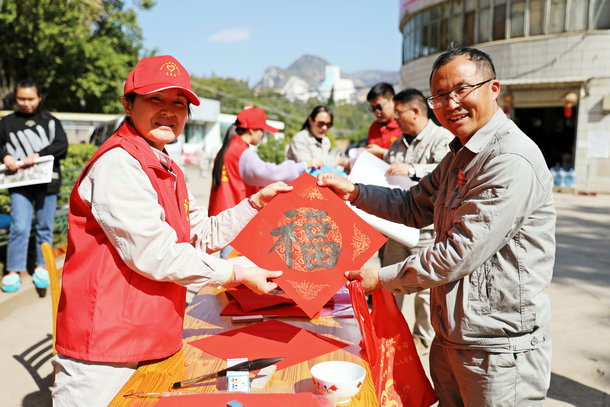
[{"xmin": 398, "ymin": 0, "xmax": 610, "ymax": 193}]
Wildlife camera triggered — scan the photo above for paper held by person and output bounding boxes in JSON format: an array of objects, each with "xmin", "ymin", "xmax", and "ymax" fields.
[
  {"xmin": 0, "ymin": 155, "xmax": 54, "ymax": 189},
  {"xmin": 348, "ymin": 150, "xmax": 420, "ymax": 248}
]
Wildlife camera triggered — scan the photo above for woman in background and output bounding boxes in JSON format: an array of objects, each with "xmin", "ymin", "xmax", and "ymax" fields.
[
  {"xmin": 208, "ymin": 107, "xmax": 322, "ymax": 258},
  {"xmin": 286, "ymin": 105, "xmax": 349, "ymax": 169},
  {"xmin": 0, "ymin": 79, "xmax": 68, "ymax": 293}
]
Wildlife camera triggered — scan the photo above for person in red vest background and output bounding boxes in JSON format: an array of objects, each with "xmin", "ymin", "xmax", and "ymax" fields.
[
  {"xmin": 51, "ymin": 55, "xmax": 291, "ymax": 406},
  {"xmin": 363, "ymin": 82, "xmax": 402, "ymax": 159},
  {"xmin": 209, "ymin": 107, "xmax": 322, "ymax": 258}
]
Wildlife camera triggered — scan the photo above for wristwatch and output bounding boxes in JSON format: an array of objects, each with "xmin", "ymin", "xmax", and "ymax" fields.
[{"xmin": 408, "ymin": 166, "xmax": 416, "ymax": 178}]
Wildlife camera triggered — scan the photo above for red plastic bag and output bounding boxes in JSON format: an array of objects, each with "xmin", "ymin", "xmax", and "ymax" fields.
[{"xmin": 348, "ymin": 281, "xmax": 437, "ymax": 406}]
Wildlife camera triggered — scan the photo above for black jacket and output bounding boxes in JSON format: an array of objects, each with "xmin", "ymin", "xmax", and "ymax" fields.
[{"xmin": 0, "ymin": 110, "xmax": 68, "ymax": 194}]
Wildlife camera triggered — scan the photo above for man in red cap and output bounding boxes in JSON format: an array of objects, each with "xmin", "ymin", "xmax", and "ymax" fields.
[
  {"xmin": 209, "ymin": 107, "xmax": 322, "ymax": 258},
  {"xmin": 52, "ymin": 55, "xmax": 293, "ymax": 405}
]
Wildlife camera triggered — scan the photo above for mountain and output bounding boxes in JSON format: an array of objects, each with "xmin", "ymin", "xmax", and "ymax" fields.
[
  {"xmin": 255, "ymin": 54, "xmax": 329, "ymax": 89},
  {"xmin": 350, "ymin": 70, "xmax": 399, "ymax": 87},
  {"xmin": 255, "ymin": 54, "xmax": 397, "ymax": 90}
]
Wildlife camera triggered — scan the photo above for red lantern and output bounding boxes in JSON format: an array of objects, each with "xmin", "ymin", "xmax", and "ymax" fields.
[
  {"xmin": 501, "ymin": 93, "xmax": 514, "ymax": 115},
  {"xmin": 561, "ymin": 92, "xmax": 578, "ymax": 118}
]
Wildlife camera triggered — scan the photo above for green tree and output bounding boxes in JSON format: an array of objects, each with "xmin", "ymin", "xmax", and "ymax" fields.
[
  {"xmin": 0, "ymin": 0, "xmax": 155, "ymax": 113},
  {"xmin": 58, "ymin": 143, "xmax": 99, "ymax": 208},
  {"xmin": 256, "ymin": 135, "xmax": 287, "ymax": 165}
]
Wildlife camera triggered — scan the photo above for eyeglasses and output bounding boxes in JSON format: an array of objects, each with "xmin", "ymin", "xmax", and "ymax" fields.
[
  {"xmin": 369, "ymin": 100, "xmax": 389, "ymax": 113},
  {"xmin": 427, "ymin": 78, "xmax": 494, "ymax": 109},
  {"xmin": 314, "ymin": 121, "xmax": 332, "ymax": 129},
  {"xmin": 393, "ymin": 108, "xmax": 413, "ymax": 119}
]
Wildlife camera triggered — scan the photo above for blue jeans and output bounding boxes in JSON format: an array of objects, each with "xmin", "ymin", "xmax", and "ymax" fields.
[{"xmin": 7, "ymin": 190, "xmax": 57, "ymax": 272}]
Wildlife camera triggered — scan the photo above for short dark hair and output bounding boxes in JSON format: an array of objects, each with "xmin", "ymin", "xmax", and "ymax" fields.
[
  {"xmin": 301, "ymin": 105, "xmax": 333, "ymax": 131},
  {"xmin": 367, "ymin": 82, "xmax": 395, "ymax": 102},
  {"xmin": 429, "ymin": 45, "xmax": 496, "ymax": 85},
  {"xmin": 16, "ymin": 79, "xmax": 42, "ymax": 96},
  {"xmin": 393, "ymin": 88, "xmax": 428, "ymax": 113}
]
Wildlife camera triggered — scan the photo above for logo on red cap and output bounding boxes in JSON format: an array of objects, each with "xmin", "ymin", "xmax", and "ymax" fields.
[{"xmin": 160, "ymin": 61, "xmax": 181, "ymax": 78}]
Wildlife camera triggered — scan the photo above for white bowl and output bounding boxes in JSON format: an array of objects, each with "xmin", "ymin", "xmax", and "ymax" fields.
[{"xmin": 310, "ymin": 361, "xmax": 367, "ymax": 405}]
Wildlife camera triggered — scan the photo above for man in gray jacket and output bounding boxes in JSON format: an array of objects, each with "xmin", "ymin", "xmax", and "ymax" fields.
[
  {"xmin": 383, "ymin": 88, "xmax": 453, "ymax": 354},
  {"xmin": 318, "ymin": 46, "xmax": 555, "ymax": 406}
]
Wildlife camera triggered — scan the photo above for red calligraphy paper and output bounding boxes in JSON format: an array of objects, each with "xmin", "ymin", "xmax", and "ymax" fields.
[
  {"xmin": 220, "ymin": 299, "xmax": 313, "ymax": 318},
  {"xmin": 226, "ymin": 285, "xmax": 294, "ymax": 312},
  {"xmin": 157, "ymin": 392, "xmax": 329, "ymax": 407},
  {"xmin": 221, "ymin": 285, "xmax": 354, "ymax": 319},
  {"xmin": 232, "ymin": 173, "xmax": 387, "ymax": 318},
  {"xmin": 188, "ymin": 320, "xmax": 348, "ymax": 371}
]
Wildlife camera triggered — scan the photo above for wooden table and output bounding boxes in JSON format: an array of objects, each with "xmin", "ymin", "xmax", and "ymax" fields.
[{"xmin": 108, "ymin": 286, "xmax": 379, "ymax": 406}]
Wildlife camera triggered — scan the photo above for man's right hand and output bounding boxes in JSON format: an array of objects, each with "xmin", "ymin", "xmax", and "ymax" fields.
[{"xmin": 317, "ymin": 172, "xmax": 359, "ymax": 202}]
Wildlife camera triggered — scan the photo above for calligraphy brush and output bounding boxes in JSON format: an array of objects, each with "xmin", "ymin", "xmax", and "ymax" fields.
[{"xmin": 172, "ymin": 357, "xmax": 283, "ymax": 389}]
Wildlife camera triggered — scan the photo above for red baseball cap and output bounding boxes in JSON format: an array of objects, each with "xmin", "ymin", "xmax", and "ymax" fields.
[
  {"xmin": 124, "ymin": 55, "xmax": 200, "ymax": 106},
  {"xmin": 236, "ymin": 108, "xmax": 279, "ymax": 133}
]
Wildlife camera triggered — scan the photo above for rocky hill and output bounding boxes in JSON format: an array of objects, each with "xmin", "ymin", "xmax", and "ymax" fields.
[
  {"xmin": 351, "ymin": 69, "xmax": 399, "ymax": 87},
  {"xmin": 255, "ymin": 54, "xmax": 397, "ymax": 90}
]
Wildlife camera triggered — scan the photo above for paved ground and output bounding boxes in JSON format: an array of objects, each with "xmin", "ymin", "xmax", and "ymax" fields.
[{"xmin": 0, "ymin": 164, "xmax": 608, "ymax": 406}]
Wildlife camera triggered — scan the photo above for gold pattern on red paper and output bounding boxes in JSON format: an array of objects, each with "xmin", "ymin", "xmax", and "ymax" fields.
[
  {"xmin": 298, "ymin": 186, "xmax": 327, "ymax": 201},
  {"xmin": 351, "ymin": 224, "xmax": 371, "ymax": 261},
  {"xmin": 287, "ymin": 280, "xmax": 330, "ymax": 300}
]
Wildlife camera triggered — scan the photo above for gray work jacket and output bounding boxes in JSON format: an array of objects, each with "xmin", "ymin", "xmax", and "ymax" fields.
[
  {"xmin": 383, "ymin": 120, "xmax": 453, "ymax": 179},
  {"xmin": 354, "ymin": 109, "xmax": 556, "ymax": 351}
]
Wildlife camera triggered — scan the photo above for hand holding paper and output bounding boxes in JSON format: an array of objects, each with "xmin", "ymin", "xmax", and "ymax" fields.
[
  {"xmin": 241, "ymin": 268, "xmax": 281, "ymax": 295},
  {"xmin": 316, "ymin": 172, "xmax": 359, "ymax": 202},
  {"xmin": 386, "ymin": 162, "xmax": 411, "ymax": 177},
  {"xmin": 23, "ymin": 152, "xmax": 41, "ymax": 167},
  {"xmin": 250, "ymin": 181, "xmax": 293, "ymax": 209},
  {"xmin": 0, "ymin": 155, "xmax": 55, "ymax": 190},
  {"xmin": 2, "ymin": 155, "xmax": 19, "ymax": 171}
]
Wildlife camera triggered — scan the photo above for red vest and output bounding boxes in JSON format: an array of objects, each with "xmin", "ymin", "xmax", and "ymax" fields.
[
  {"xmin": 208, "ymin": 135, "xmax": 258, "ymax": 216},
  {"xmin": 56, "ymin": 122, "xmax": 191, "ymax": 362}
]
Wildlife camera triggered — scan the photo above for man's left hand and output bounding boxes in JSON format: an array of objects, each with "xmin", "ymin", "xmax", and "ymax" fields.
[{"xmin": 345, "ymin": 268, "xmax": 382, "ymax": 292}]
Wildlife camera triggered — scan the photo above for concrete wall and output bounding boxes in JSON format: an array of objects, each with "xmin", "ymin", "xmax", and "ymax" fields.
[{"xmin": 574, "ymin": 77, "xmax": 610, "ymax": 193}]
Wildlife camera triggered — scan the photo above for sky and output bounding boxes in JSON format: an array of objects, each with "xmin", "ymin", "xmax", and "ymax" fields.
[{"xmin": 136, "ymin": 1, "xmax": 403, "ymax": 85}]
